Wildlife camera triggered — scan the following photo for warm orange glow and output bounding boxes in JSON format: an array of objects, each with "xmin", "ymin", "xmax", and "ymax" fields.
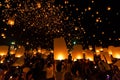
[
  {"xmin": 0, "ymin": 60, "xmax": 4, "ymax": 63},
  {"xmin": 8, "ymin": 19, "xmax": 15, "ymax": 26},
  {"xmin": 0, "ymin": 53, "xmax": 4, "ymax": 56},
  {"xmin": 89, "ymin": 46, "xmax": 93, "ymax": 50},
  {"xmin": 88, "ymin": 7, "xmax": 91, "ymax": 11},
  {"xmin": 37, "ymin": 3, "xmax": 41, "ymax": 8},
  {"xmin": 100, "ymin": 48, "xmax": 103, "ymax": 51},
  {"xmin": 15, "ymin": 54, "xmax": 22, "ymax": 58},
  {"xmin": 100, "ymin": 52, "xmax": 112, "ymax": 64},
  {"xmin": 15, "ymin": 46, "xmax": 25, "ymax": 58},
  {"xmin": 54, "ymin": 38, "xmax": 68, "ymax": 60},
  {"xmin": 10, "ymin": 50, "xmax": 16, "ymax": 55},
  {"xmin": 0, "ymin": 46, "xmax": 9, "ymax": 56},
  {"xmin": 76, "ymin": 55, "xmax": 82, "ymax": 59},
  {"xmin": 114, "ymin": 54, "xmax": 120, "ymax": 59},
  {"xmin": 107, "ymin": 6, "xmax": 111, "ymax": 11},
  {"xmin": 72, "ymin": 45, "xmax": 83, "ymax": 60},
  {"xmin": 86, "ymin": 57, "xmax": 93, "ymax": 61},
  {"xmin": 85, "ymin": 50, "xmax": 94, "ymax": 61},
  {"xmin": 57, "ymin": 54, "xmax": 64, "ymax": 60},
  {"xmin": 38, "ymin": 49, "xmax": 41, "ymax": 53}
]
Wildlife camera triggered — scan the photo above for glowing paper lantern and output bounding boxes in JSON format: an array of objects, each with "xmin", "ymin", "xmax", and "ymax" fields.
[
  {"xmin": 72, "ymin": 45, "xmax": 83, "ymax": 60},
  {"xmin": 85, "ymin": 50, "xmax": 94, "ymax": 61},
  {"xmin": 8, "ymin": 19, "xmax": 15, "ymax": 26},
  {"xmin": 103, "ymin": 48, "xmax": 108, "ymax": 53},
  {"xmin": 108, "ymin": 46, "xmax": 114, "ymax": 55},
  {"xmin": 100, "ymin": 52, "xmax": 112, "ymax": 64},
  {"xmin": 15, "ymin": 46, "xmax": 25, "ymax": 58},
  {"xmin": 0, "ymin": 45, "xmax": 9, "ymax": 56},
  {"xmin": 108, "ymin": 46, "xmax": 120, "ymax": 59},
  {"xmin": 89, "ymin": 45, "xmax": 93, "ymax": 50},
  {"xmin": 54, "ymin": 37, "xmax": 68, "ymax": 60},
  {"xmin": 12, "ymin": 56, "xmax": 24, "ymax": 66},
  {"xmin": 10, "ymin": 49, "xmax": 16, "ymax": 55},
  {"xmin": 95, "ymin": 46, "xmax": 103, "ymax": 55},
  {"xmin": 23, "ymin": 67, "xmax": 30, "ymax": 73}
]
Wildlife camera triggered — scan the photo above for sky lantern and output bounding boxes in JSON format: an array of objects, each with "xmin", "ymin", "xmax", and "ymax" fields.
[
  {"xmin": 88, "ymin": 45, "xmax": 93, "ymax": 50},
  {"xmin": 54, "ymin": 37, "xmax": 68, "ymax": 60},
  {"xmin": 112, "ymin": 47, "xmax": 120, "ymax": 59},
  {"xmin": 8, "ymin": 19, "xmax": 15, "ymax": 26},
  {"xmin": 103, "ymin": 48, "xmax": 108, "ymax": 53},
  {"xmin": 10, "ymin": 49, "xmax": 16, "ymax": 55},
  {"xmin": 100, "ymin": 52, "xmax": 112, "ymax": 64},
  {"xmin": 108, "ymin": 46, "xmax": 114, "ymax": 55},
  {"xmin": 0, "ymin": 45, "xmax": 9, "ymax": 56},
  {"xmin": 108, "ymin": 46, "xmax": 120, "ymax": 59},
  {"xmin": 95, "ymin": 46, "xmax": 103, "ymax": 55},
  {"xmin": 15, "ymin": 46, "xmax": 25, "ymax": 58},
  {"xmin": 85, "ymin": 50, "xmax": 94, "ymax": 61},
  {"xmin": 72, "ymin": 44, "xmax": 83, "ymax": 60},
  {"xmin": 12, "ymin": 56, "xmax": 24, "ymax": 66}
]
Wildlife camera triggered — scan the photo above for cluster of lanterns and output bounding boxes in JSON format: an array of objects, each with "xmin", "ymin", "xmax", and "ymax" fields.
[
  {"xmin": 54, "ymin": 37, "xmax": 120, "ymax": 64},
  {"xmin": 0, "ymin": 37, "xmax": 120, "ymax": 65}
]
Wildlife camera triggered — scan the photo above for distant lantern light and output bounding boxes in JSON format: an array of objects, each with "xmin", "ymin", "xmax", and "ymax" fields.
[
  {"xmin": 88, "ymin": 7, "xmax": 91, "ymax": 10},
  {"xmin": 92, "ymin": 0, "xmax": 94, "ymax": 3},
  {"xmin": 3, "ymin": 36, "xmax": 6, "ymax": 39},
  {"xmin": 102, "ymin": 32, "xmax": 105, "ymax": 35},
  {"xmin": 1, "ymin": 33, "xmax": 5, "ymax": 37},
  {"xmin": 64, "ymin": 1, "xmax": 69, "ymax": 4},
  {"xmin": 96, "ymin": 11, "xmax": 99, "ymax": 14},
  {"xmin": 75, "ymin": 27, "xmax": 78, "ymax": 30},
  {"xmin": 37, "ymin": 2, "xmax": 41, "ymax": 8},
  {"xmin": 118, "ymin": 38, "xmax": 120, "ymax": 40},
  {"xmin": 107, "ymin": 6, "xmax": 111, "ymax": 11},
  {"xmin": 100, "ymin": 48, "xmax": 103, "ymax": 51},
  {"xmin": 96, "ymin": 18, "xmax": 99, "ymax": 22},
  {"xmin": 76, "ymin": 8, "xmax": 79, "ymax": 11},
  {"xmin": 89, "ymin": 46, "xmax": 93, "ymax": 50},
  {"xmin": 10, "ymin": 50, "xmax": 16, "ymax": 55},
  {"xmin": 85, "ymin": 8, "xmax": 87, "ymax": 11},
  {"xmin": 8, "ymin": 19, "xmax": 15, "ymax": 26}
]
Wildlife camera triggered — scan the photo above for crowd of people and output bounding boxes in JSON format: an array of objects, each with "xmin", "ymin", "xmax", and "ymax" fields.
[{"xmin": 0, "ymin": 52, "xmax": 120, "ymax": 80}]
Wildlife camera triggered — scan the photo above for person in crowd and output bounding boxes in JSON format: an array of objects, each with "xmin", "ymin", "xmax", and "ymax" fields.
[
  {"xmin": 64, "ymin": 72, "xmax": 73, "ymax": 80},
  {"xmin": 55, "ymin": 61, "xmax": 64, "ymax": 80},
  {"xmin": 46, "ymin": 62, "xmax": 55, "ymax": 80},
  {"xmin": 73, "ymin": 70, "xmax": 83, "ymax": 80}
]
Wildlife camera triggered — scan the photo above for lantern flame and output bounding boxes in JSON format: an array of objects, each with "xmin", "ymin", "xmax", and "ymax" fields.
[{"xmin": 57, "ymin": 54, "xmax": 64, "ymax": 60}]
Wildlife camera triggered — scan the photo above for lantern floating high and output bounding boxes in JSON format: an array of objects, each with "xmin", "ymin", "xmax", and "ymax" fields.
[
  {"xmin": 72, "ymin": 45, "xmax": 83, "ymax": 60},
  {"xmin": 15, "ymin": 46, "xmax": 25, "ymax": 58},
  {"xmin": 0, "ymin": 45, "xmax": 9, "ymax": 56},
  {"xmin": 54, "ymin": 37, "xmax": 68, "ymax": 60}
]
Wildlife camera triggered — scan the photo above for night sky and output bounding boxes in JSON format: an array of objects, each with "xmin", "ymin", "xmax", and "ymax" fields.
[{"xmin": 0, "ymin": 0, "xmax": 120, "ymax": 50}]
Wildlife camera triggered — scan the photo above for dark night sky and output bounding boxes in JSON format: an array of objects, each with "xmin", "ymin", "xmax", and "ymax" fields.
[{"xmin": 0, "ymin": 0, "xmax": 120, "ymax": 50}]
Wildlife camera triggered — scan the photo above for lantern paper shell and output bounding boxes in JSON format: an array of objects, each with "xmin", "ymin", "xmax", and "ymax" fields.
[
  {"xmin": 95, "ymin": 47, "xmax": 102, "ymax": 55},
  {"xmin": 0, "ymin": 45, "xmax": 9, "ymax": 56},
  {"xmin": 12, "ymin": 56, "xmax": 24, "ymax": 66},
  {"xmin": 85, "ymin": 50, "xmax": 94, "ymax": 61},
  {"xmin": 72, "ymin": 45, "xmax": 83, "ymax": 60},
  {"xmin": 15, "ymin": 46, "xmax": 25, "ymax": 58},
  {"xmin": 10, "ymin": 49, "xmax": 16, "ymax": 55},
  {"xmin": 54, "ymin": 37, "xmax": 68, "ymax": 60},
  {"xmin": 100, "ymin": 52, "xmax": 112, "ymax": 64},
  {"xmin": 108, "ymin": 46, "xmax": 120, "ymax": 59}
]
